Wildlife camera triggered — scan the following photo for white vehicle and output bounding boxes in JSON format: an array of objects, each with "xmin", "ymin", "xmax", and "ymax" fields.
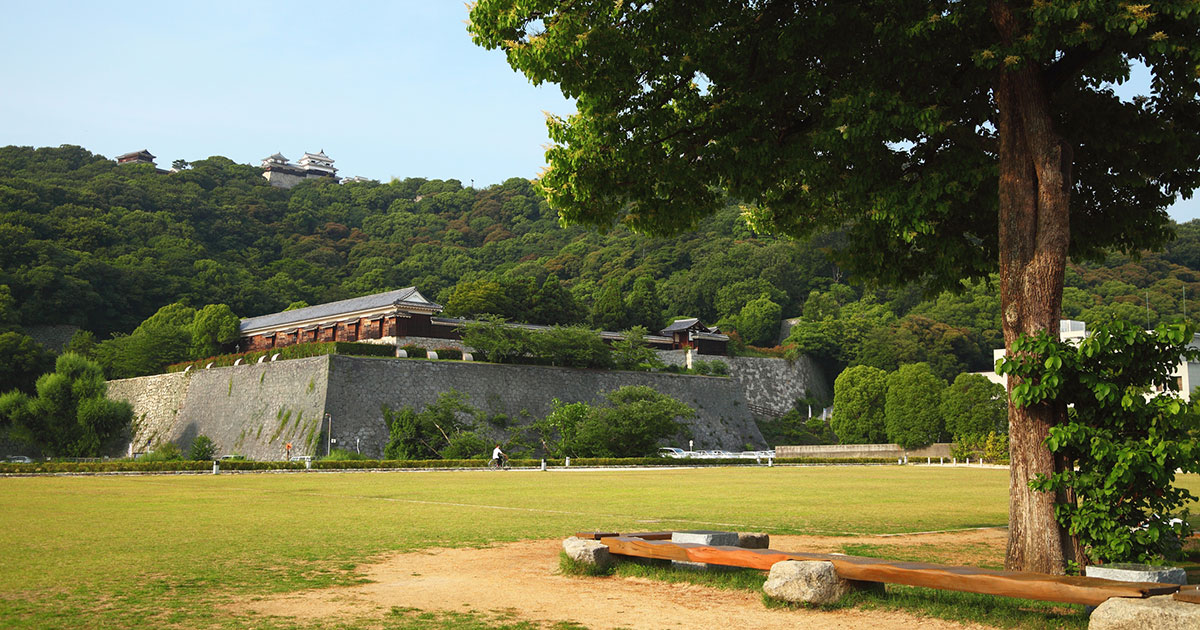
[{"xmin": 657, "ymin": 447, "xmax": 687, "ymax": 458}]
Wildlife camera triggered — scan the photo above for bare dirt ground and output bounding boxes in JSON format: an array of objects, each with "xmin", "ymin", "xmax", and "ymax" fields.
[{"xmin": 236, "ymin": 529, "xmax": 1010, "ymax": 629}]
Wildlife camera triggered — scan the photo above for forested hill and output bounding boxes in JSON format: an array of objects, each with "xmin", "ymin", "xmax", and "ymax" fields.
[{"xmin": 3, "ymin": 144, "xmax": 1200, "ymax": 388}]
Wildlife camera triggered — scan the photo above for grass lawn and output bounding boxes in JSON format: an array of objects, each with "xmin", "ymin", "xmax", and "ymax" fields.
[{"xmin": 1, "ymin": 466, "xmax": 1195, "ymax": 629}]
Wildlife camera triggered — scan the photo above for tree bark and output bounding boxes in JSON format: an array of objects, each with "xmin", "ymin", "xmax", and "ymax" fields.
[{"xmin": 991, "ymin": 0, "xmax": 1076, "ymax": 574}]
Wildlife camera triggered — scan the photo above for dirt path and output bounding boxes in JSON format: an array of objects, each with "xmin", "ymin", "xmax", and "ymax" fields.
[{"xmin": 236, "ymin": 530, "xmax": 1008, "ymax": 629}]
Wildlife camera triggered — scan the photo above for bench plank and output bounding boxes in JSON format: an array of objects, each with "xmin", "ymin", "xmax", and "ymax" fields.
[
  {"xmin": 1176, "ymin": 585, "xmax": 1200, "ymax": 604},
  {"xmin": 597, "ymin": 537, "xmax": 1180, "ymax": 607},
  {"xmin": 574, "ymin": 531, "xmax": 673, "ymax": 541}
]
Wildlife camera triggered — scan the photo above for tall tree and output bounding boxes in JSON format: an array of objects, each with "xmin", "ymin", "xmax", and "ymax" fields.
[{"xmin": 470, "ymin": 1, "xmax": 1200, "ymax": 573}]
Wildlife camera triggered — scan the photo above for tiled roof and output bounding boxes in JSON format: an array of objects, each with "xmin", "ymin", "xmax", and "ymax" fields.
[
  {"xmin": 240, "ymin": 288, "xmax": 440, "ymax": 333},
  {"xmin": 661, "ymin": 318, "xmax": 703, "ymax": 334}
]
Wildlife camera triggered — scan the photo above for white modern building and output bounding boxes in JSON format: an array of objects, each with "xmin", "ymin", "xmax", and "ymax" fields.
[{"xmin": 982, "ymin": 319, "xmax": 1200, "ymax": 401}]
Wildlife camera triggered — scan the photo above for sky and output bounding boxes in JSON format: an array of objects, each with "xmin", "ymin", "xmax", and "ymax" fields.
[{"xmin": 1, "ymin": 1, "xmax": 1197, "ymax": 222}]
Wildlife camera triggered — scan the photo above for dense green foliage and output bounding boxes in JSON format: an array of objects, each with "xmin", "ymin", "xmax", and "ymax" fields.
[
  {"xmin": 533, "ymin": 386, "xmax": 694, "ymax": 458},
  {"xmin": 460, "ymin": 316, "xmax": 613, "ymax": 368},
  {"xmin": 884, "ymin": 363, "xmax": 948, "ymax": 450},
  {"xmin": 383, "ymin": 390, "xmax": 483, "ymax": 460},
  {"xmin": 1000, "ymin": 321, "xmax": 1200, "ymax": 564},
  {"xmin": 5, "ymin": 144, "xmax": 1200, "ymax": 391},
  {"xmin": 941, "ymin": 373, "xmax": 1009, "ymax": 440},
  {"xmin": 830, "ymin": 366, "xmax": 889, "ymax": 445},
  {"xmin": 756, "ymin": 408, "xmax": 837, "ymax": 448},
  {"xmin": 187, "ymin": 435, "xmax": 216, "ymax": 461},
  {"xmin": 0, "ymin": 353, "xmax": 132, "ymax": 456}
]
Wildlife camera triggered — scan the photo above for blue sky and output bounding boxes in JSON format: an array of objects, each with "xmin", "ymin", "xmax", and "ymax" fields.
[{"xmin": 1, "ymin": 1, "xmax": 1197, "ymax": 222}]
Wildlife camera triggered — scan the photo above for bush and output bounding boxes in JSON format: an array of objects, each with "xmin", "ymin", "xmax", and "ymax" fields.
[
  {"xmin": 433, "ymin": 347, "xmax": 463, "ymax": 360},
  {"xmin": 168, "ymin": 341, "xmax": 395, "ymax": 373},
  {"xmin": 322, "ymin": 448, "xmax": 367, "ymax": 461},
  {"xmin": 141, "ymin": 442, "xmax": 183, "ymax": 462},
  {"xmin": 189, "ymin": 435, "xmax": 216, "ymax": 460},
  {"xmin": 950, "ymin": 431, "xmax": 1010, "ymax": 464},
  {"xmin": 1001, "ymin": 320, "xmax": 1200, "ymax": 564},
  {"xmin": 757, "ymin": 410, "xmax": 837, "ymax": 447},
  {"xmin": 383, "ymin": 390, "xmax": 480, "ymax": 460},
  {"xmin": 399, "ymin": 344, "xmax": 427, "ymax": 359},
  {"xmin": 567, "ymin": 386, "xmax": 694, "ymax": 458}
]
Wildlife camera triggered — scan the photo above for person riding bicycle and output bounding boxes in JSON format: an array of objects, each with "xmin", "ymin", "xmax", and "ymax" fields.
[{"xmin": 491, "ymin": 444, "xmax": 507, "ymax": 468}]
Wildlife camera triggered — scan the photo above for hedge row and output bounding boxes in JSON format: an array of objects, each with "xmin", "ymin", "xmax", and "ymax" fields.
[
  {"xmin": 167, "ymin": 342, "xmax": 396, "ymax": 373},
  {"xmin": 0, "ymin": 457, "xmax": 897, "ymax": 474}
]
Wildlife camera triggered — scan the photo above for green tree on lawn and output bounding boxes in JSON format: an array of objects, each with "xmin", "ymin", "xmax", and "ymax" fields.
[
  {"xmin": 0, "ymin": 353, "xmax": 132, "ymax": 456},
  {"xmin": 884, "ymin": 363, "xmax": 947, "ymax": 450},
  {"xmin": 469, "ymin": 1, "xmax": 1200, "ymax": 573},
  {"xmin": 942, "ymin": 373, "xmax": 1009, "ymax": 440},
  {"xmin": 830, "ymin": 365, "xmax": 889, "ymax": 445}
]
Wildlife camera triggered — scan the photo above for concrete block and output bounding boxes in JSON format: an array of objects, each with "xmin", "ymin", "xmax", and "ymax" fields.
[
  {"xmin": 1086, "ymin": 564, "xmax": 1188, "ymax": 585},
  {"xmin": 672, "ymin": 530, "xmax": 740, "ymax": 546},
  {"xmin": 671, "ymin": 530, "xmax": 739, "ymax": 570},
  {"xmin": 738, "ymin": 532, "xmax": 770, "ymax": 549},
  {"xmin": 1089, "ymin": 594, "xmax": 1200, "ymax": 630}
]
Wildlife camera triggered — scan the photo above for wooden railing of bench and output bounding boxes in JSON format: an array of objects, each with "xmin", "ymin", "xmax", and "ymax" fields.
[{"xmin": 578, "ymin": 532, "xmax": 1181, "ymax": 607}]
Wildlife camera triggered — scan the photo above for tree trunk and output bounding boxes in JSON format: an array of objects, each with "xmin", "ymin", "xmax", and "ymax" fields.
[{"xmin": 991, "ymin": 1, "xmax": 1076, "ymax": 574}]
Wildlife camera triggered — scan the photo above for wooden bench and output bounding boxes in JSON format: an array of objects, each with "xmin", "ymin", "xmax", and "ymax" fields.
[{"xmin": 575, "ymin": 531, "xmax": 1182, "ymax": 607}]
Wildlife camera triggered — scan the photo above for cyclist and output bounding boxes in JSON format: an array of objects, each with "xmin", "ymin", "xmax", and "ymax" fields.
[{"xmin": 490, "ymin": 444, "xmax": 507, "ymax": 469}]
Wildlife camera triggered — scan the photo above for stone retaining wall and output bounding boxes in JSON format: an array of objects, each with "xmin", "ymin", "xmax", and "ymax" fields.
[
  {"xmin": 108, "ymin": 355, "xmax": 764, "ymax": 459},
  {"xmin": 657, "ymin": 350, "xmax": 831, "ymax": 415}
]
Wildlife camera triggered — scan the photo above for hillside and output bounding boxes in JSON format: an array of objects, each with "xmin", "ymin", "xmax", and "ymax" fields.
[{"xmin": 2, "ymin": 144, "xmax": 1200, "ymax": 390}]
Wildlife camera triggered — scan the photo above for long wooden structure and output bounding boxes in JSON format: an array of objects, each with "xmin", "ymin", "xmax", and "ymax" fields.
[{"xmin": 578, "ymin": 532, "xmax": 1182, "ymax": 607}]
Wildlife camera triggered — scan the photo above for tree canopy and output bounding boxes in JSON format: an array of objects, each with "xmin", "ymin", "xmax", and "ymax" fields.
[{"xmin": 469, "ymin": 0, "xmax": 1200, "ymax": 574}]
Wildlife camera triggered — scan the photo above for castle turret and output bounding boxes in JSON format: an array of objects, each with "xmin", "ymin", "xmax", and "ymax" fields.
[{"xmin": 298, "ymin": 150, "xmax": 337, "ymax": 179}]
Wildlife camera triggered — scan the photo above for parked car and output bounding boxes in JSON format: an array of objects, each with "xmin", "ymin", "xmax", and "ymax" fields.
[
  {"xmin": 5, "ymin": 456, "xmax": 33, "ymax": 463},
  {"xmin": 657, "ymin": 447, "xmax": 687, "ymax": 459}
]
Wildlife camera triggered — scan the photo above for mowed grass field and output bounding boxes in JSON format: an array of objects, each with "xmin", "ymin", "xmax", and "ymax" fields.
[{"xmin": 2, "ymin": 466, "xmax": 1197, "ymax": 629}]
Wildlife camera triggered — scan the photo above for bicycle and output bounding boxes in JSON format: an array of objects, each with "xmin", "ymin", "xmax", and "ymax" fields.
[{"xmin": 487, "ymin": 454, "xmax": 510, "ymax": 469}]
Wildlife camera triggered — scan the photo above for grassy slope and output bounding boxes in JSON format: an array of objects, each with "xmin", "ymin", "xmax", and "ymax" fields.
[{"xmin": 1, "ymin": 467, "xmax": 1195, "ymax": 629}]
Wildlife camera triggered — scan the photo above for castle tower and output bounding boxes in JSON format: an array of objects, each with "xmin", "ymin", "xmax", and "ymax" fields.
[{"xmin": 298, "ymin": 150, "xmax": 337, "ymax": 179}]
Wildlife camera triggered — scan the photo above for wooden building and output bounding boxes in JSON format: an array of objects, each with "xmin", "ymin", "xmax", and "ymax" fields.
[
  {"xmin": 238, "ymin": 287, "xmax": 450, "ymax": 351},
  {"xmin": 237, "ymin": 288, "xmax": 728, "ymax": 355},
  {"xmin": 660, "ymin": 318, "xmax": 729, "ymax": 355}
]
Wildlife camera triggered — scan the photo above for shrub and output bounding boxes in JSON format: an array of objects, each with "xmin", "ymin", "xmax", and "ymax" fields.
[
  {"xmin": 141, "ymin": 442, "xmax": 183, "ymax": 462},
  {"xmin": 399, "ymin": 345, "xmax": 427, "ymax": 359},
  {"xmin": 383, "ymin": 390, "xmax": 479, "ymax": 460},
  {"xmin": 189, "ymin": 435, "xmax": 216, "ymax": 460},
  {"xmin": 168, "ymin": 341, "xmax": 396, "ymax": 373},
  {"xmin": 434, "ymin": 347, "xmax": 463, "ymax": 360},
  {"xmin": 1000, "ymin": 320, "xmax": 1200, "ymax": 564},
  {"xmin": 322, "ymin": 448, "xmax": 367, "ymax": 461},
  {"xmin": 570, "ymin": 386, "xmax": 694, "ymax": 458}
]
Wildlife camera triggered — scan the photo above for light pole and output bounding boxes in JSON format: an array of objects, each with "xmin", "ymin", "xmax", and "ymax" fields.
[{"xmin": 325, "ymin": 412, "xmax": 332, "ymax": 456}]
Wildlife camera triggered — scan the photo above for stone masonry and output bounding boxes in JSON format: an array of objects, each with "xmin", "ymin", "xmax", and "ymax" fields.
[{"xmin": 108, "ymin": 354, "xmax": 765, "ymax": 459}]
